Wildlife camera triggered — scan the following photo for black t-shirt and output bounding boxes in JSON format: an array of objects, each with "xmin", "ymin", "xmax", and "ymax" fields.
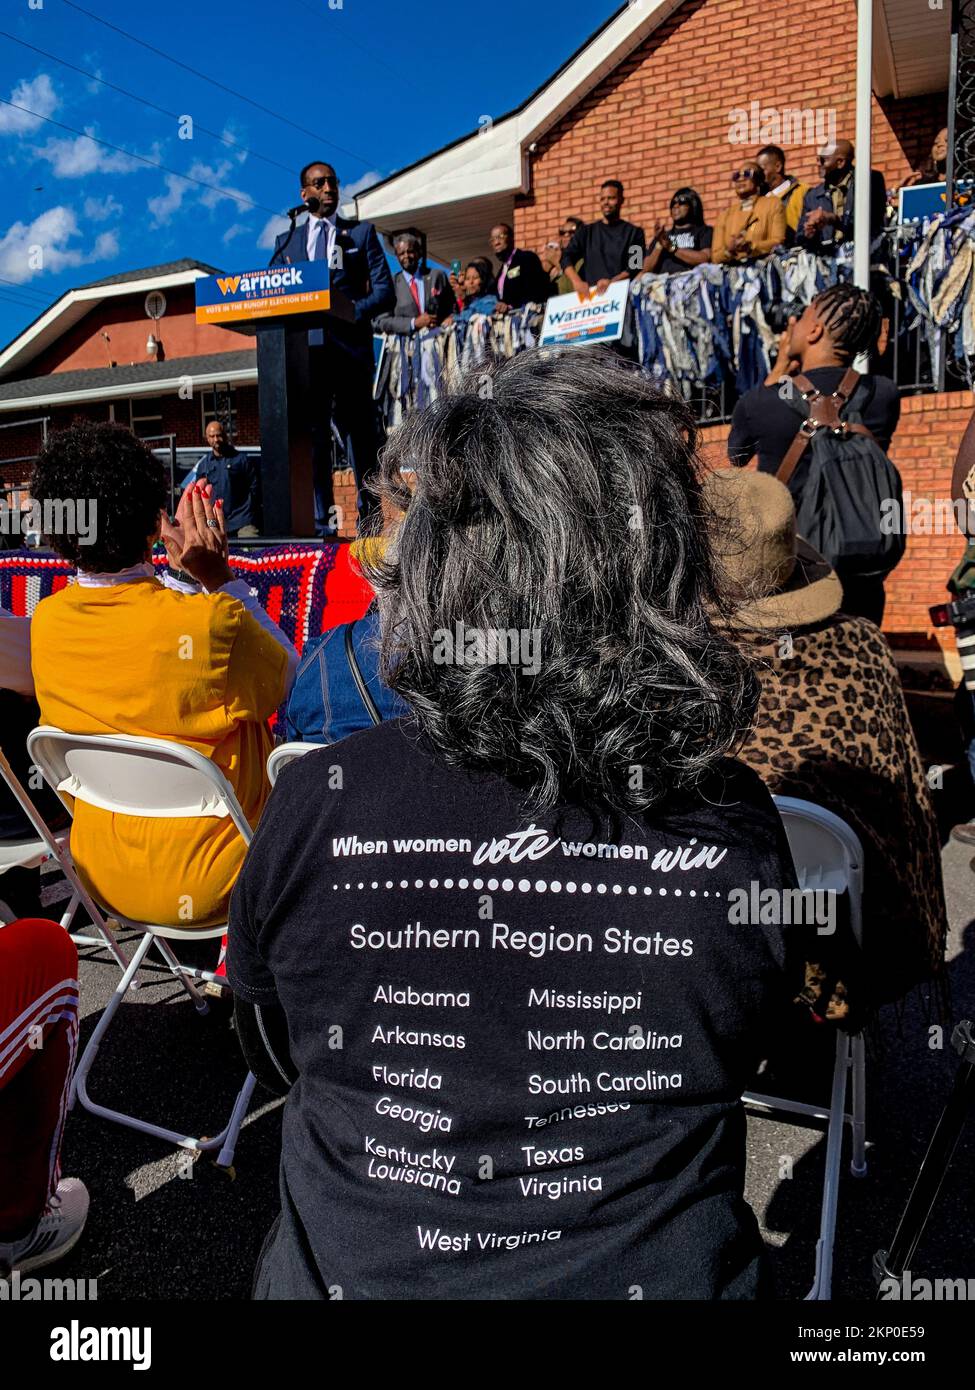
[
  {"xmin": 562, "ymin": 219, "xmax": 646, "ymax": 283},
  {"xmin": 229, "ymin": 718, "xmax": 808, "ymax": 1301},
  {"xmin": 655, "ymin": 223, "xmax": 713, "ymax": 275},
  {"xmin": 727, "ymin": 368, "xmax": 901, "ymax": 475}
]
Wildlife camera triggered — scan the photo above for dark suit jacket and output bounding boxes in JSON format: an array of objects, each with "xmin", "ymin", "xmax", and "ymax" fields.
[
  {"xmin": 496, "ymin": 248, "xmax": 550, "ymax": 308},
  {"xmin": 373, "ymin": 267, "xmax": 455, "ymax": 334},
  {"xmin": 270, "ymin": 215, "xmax": 395, "ymax": 362},
  {"xmin": 797, "ymin": 169, "xmax": 887, "ymax": 253}
]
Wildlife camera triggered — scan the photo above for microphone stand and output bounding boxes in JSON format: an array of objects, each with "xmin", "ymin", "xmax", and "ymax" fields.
[{"xmin": 270, "ymin": 208, "xmax": 301, "ymax": 267}]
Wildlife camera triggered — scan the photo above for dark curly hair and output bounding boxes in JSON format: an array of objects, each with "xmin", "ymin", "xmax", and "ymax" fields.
[
  {"xmin": 30, "ymin": 421, "xmax": 167, "ymax": 571},
  {"xmin": 812, "ymin": 282, "xmax": 883, "ymax": 363},
  {"xmin": 363, "ymin": 346, "xmax": 759, "ymax": 817}
]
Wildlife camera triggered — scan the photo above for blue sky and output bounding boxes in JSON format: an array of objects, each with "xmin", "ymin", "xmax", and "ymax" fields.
[{"xmin": 0, "ymin": 0, "xmax": 619, "ymax": 352}]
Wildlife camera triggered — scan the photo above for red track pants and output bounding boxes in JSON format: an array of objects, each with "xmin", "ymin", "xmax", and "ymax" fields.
[{"xmin": 0, "ymin": 919, "xmax": 78, "ymax": 1241}]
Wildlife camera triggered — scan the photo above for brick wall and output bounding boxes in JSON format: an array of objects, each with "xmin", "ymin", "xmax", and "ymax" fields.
[
  {"xmin": 511, "ymin": 0, "xmax": 959, "ymax": 656},
  {"xmin": 700, "ymin": 389, "xmax": 973, "ymax": 653},
  {"xmin": 515, "ymin": 0, "xmax": 946, "ymax": 247},
  {"xmin": 25, "ymin": 287, "xmax": 252, "ymax": 377}
]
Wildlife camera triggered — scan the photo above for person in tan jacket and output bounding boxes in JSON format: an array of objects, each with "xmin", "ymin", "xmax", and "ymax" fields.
[
  {"xmin": 756, "ymin": 144, "xmax": 808, "ymax": 241},
  {"xmin": 711, "ymin": 162, "xmax": 787, "ymax": 264}
]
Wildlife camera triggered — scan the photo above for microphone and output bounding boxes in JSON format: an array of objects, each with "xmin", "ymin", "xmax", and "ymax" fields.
[{"xmin": 286, "ymin": 196, "xmax": 320, "ymax": 219}]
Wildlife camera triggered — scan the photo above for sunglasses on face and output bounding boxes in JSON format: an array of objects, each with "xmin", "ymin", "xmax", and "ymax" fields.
[
  {"xmin": 306, "ymin": 175, "xmax": 338, "ymax": 190},
  {"xmin": 671, "ymin": 199, "xmax": 689, "ymax": 208},
  {"xmin": 731, "ymin": 169, "xmax": 758, "ymax": 181},
  {"xmin": 558, "ymin": 228, "xmax": 575, "ymax": 237}
]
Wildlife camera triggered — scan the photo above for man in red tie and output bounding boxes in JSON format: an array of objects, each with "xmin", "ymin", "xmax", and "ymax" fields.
[{"xmin": 373, "ymin": 230, "xmax": 455, "ymax": 336}]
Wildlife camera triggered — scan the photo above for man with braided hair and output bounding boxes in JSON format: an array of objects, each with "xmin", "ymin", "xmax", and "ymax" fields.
[{"xmin": 728, "ymin": 282, "xmax": 900, "ymax": 620}]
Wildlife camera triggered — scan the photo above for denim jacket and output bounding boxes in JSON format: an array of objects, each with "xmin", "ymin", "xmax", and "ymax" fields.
[{"xmin": 285, "ymin": 605, "xmax": 405, "ymax": 744}]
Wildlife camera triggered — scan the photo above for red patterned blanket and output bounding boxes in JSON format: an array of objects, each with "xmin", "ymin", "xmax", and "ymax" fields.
[{"xmin": 0, "ymin": 543, "xmax": 374, "ymax": 655}]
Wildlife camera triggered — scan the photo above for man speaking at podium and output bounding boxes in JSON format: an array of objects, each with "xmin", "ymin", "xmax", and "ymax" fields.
[{"xmin": 271, "ymin": 161, "xmax": 393, "ymax": 535}]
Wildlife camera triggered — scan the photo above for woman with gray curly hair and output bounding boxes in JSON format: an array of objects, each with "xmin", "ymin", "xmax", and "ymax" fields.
[{"xmin": 230, "ymin": 346, "xmax": 806, "ymax": 1301}]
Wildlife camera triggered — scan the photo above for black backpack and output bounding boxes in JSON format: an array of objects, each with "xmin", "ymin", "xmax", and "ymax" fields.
[{"xmin": 776, "ymin": 368, "xmax": 905, "ymax": 581}]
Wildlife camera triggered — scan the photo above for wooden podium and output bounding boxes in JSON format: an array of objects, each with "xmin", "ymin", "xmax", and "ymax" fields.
[{"xmin": 195, "ymin": 262, "xmax": 353, "ymax": 536}]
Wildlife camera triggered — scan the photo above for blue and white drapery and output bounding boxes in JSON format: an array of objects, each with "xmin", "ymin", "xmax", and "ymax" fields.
[{"xmin": 373, "ymin": 213, "xmax": 975, "ymax": 424}]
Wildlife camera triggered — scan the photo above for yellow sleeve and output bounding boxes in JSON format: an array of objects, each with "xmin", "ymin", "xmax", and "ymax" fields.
[
  {"xmin": 752, "ymin": 198, "xmax": 787, "ymax": 255},
  {"xmin": 222, "ymin": 600, "xmax": 288, "ymax": 723},
  {"xmin": 786, "ymin": 184, "xmax": 808, "ymax": 232}
]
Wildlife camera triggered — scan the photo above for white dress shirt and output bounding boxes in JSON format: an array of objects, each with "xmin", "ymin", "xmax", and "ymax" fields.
[{"xmin": 306, "ymin": 213, "xmax": 338, "ymax": 268}]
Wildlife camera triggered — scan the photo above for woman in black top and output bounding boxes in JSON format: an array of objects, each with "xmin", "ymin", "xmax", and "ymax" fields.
[
  {"xmin": 230, "ymin": 347, "xmax": 810, "ymax": 1301},
  {"xmin": 643, "ymin": 187, "xmax": 713, "ymax": 276}
]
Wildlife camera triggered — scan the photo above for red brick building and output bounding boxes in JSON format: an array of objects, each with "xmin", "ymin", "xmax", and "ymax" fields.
[
  {"xmin": 0, "ymin": 260, "xmax": 259, "ymax": 485},
  {"xmin": 356, "ymin": 0, "xmax": 965, "ymax": 661}
]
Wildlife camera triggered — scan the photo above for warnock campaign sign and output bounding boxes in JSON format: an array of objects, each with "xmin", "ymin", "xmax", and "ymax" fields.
[
  {"xmin": 195, "ymin": 261, "xmax": 330, "ymax": 325},
  {"xmin": 540, "ymin": 281, "xmax": 629, "ymax": 347}
]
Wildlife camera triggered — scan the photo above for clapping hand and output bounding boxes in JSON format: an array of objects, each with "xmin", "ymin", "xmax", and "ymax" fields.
[{"xmin": 160, "ymin": 482, "xmax": 232, "ymax": 592}]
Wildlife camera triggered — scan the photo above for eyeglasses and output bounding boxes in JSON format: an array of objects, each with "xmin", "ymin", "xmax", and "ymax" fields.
[
  {"xmin": 305, "ymin": 175, "xmax": 338, "ymax": 190},
  {"xmin": 558, "ymin": 227, "xmax": 576, "ymax": 237},
  {"xmin": 670, "ymin": 199, "xmax": 689, "ymax": 208},
  {"xmin": 731, "ymin": 169, "xmax": 758, "ymax": 182}
]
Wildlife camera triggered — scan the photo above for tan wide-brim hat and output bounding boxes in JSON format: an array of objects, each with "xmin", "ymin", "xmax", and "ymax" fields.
[{"xmin": 703, "ymin": 467, "xmax": 842, "ymax": 629}]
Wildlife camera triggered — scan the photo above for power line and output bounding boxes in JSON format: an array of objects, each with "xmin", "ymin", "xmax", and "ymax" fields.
[
  {"xmin": 59, "ymin": 0, "xmax": 379, "ymax": 171},
  {"xmin": 0, "ymin": 96, "xmax": 283, "ymax": 216},
  {"xmin": 0, "ymin": 287, "xmax": 53, "ymax": 312},
  {"xmin": 0, "ymin": 275, "xmax": 54, "ymax": 306},
  {"xmin": 0, "ymin": 30, "xmax": 296, "ymax": 176}
]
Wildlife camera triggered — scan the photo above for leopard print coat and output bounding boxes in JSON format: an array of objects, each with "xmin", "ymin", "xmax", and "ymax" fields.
[{"xmin": 737, "ymin": 614, "xmax": 948, "ymax": 1024}]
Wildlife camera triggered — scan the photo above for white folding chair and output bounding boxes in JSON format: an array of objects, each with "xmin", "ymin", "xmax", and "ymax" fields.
[
  {"xmin": 743, "ymin": 795, "xmax": 867, "ymax": 1300},
  {"xmin": 266, "ymin": 740, "xmax": 321, "ymax": 787},
  {"xmin": 0, "ymin": 746, "xmax": 130, "ymax": 971},
  {"xmin": 27, "ymin": 727, "xmax": 258, "ymax": 1170}
]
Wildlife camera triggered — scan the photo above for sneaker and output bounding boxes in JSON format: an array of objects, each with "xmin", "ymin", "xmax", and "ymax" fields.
[
  {"xmin": 950, "ymin": 822, "xmax": 975, "ymax": 847},
  {"xmin": 0, "ymin": 1178, "xmax": 89, "ymax": 1277}
]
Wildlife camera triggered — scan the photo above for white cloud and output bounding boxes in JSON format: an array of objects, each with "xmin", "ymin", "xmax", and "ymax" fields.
[
  {"xmin": 341, "ymin": 170, "xmax": 383, "ymax": 201},
  {"xmin": 83, "ymin": 194, "xmax": 123, "ymax": 222},
  {"xmin": 195, "ymin": 159, "xmax": 247, "ymax": 211},
  {"xmin": 148, "ymin": 158, "xmax": 249, "ymax": 226},
  {"xmin": 258, "ymin": 213, "xmax": 290, "ymax": 249},
  {"xmin": 222, "ymin": 222, "xmax": 248, "ymax": 244},
  {"xmin": 0, "ymin": 73, "xmax": 59, "ymax": 134},
  {"xmin": 147, "ymin": 174, "xmax": 185, "ymax": 225},
  {"xmin": 91, "ymin": 229, "xmax": 119, "ymax": 259},
  {"xmin": 0, "ymin": 206, "xmax": 117, "ymax": 283},
  {"xmin": 219, "ymin": 125, "xmax": 249, "ymax": 166},
  {"xmin": 35, "ymin": 129, "xmax": 142, "ymax": 177}
]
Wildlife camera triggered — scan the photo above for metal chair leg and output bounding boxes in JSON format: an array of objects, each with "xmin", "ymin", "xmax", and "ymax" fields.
[
  {"xmin": 850, "ymin": 1033, "xmax": 868, "ymax": 1177},
  {"xmin": 805, "ymin": 1033, "xmax": 849, "ymax": 1300},
  {"xmin": 71, "ymin": 931, "xmax": 154, "ymax": 1109},
  {"xmin": 70, "ymin": 929, "xmax": 254, "ymax": 1160},
  {"xmin": 151, "ymin": 937, "xmax": 209, "ymax": 1014},
  {"xmin": 216, "ymin": 1072, "xmax": 258, "ymax": 1169}
]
